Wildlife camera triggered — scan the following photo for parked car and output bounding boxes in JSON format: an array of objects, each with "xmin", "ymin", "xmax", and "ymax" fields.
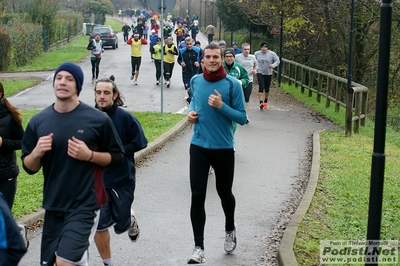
[{"xmin": 89, "ymin": 25, "xmax": 118, "ymax": 49}]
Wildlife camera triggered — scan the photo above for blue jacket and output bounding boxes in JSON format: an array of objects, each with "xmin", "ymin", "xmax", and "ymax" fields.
[
  {"xmin": 177, "ymin": 46, "xmax": 202, "ymax": 79},
  {"xmin": 149, "ymin": 34, "xmax": 159, "ymax": 47},
  {"xmin": 0, "ymin": 192, "xmax": 27, "ymax": 265}
]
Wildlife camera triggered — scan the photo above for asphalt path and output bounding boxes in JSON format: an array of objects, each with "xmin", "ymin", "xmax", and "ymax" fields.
[
  {"xmin": 10, "ymin": 24, "xmax": 335, "ymax": 265},
  {"xmin": 8, "ymin": 21, "xmax": 190, "ymax": 114}
]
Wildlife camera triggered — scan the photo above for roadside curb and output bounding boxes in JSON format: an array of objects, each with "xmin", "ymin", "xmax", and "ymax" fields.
[
  {"xmin": 16, "ymin": 116, "xmax": 189, "ymax": 226},
  {"xmin": 134, "ymin": 116, "xmax": 189, "ymax": 162},
  {"xmin": 0, "ymin": 71, "xmax": 54, "ymax": 80},
  {"xmin": 277, "ymin": 130, "xmax": 323, "ymax": 266}
]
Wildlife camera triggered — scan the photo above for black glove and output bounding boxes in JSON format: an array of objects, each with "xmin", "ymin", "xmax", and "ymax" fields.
[
  {"xmin": 168, "ymin": 50, "xmax": 175, "ymax": 54},
  {"xmin": 87, "ymin": 43, "xmax": 94, "ymax": 50}
]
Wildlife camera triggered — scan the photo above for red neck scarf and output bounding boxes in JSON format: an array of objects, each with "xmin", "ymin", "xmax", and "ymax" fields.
[{"xmin": 203, "ymin": 65, "xmax": 227, "ymax": 82}]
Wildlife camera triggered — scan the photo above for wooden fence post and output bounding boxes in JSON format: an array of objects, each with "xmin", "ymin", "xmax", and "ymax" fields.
[
  {"xmin": 301, "ymin": 67, "xmax": 306, "ymax": 93},
  {"xmin": 354, "ymin": 91, "xmax": 361, "ymax": 133},
  {"xmin": 335, "ymin": 78, "xmax": 341, "ymax": 112},
  {"xmin": 326, "ymin": 77, "xmax": 331, "ymax": 108},
  {"xmin": 308, "ymin": 70, "xmax": 313, "ymax": 97},
  {"xmin": 317, "ymin": 72, "xmax": 322, "ymax": 103},
  {"xmin": 345, "ymin": 89, "xmax": 354, "ymax": 136},
  {"xmin": 361, "ymin": 91, "xmax": 368, "ymax": 127}
]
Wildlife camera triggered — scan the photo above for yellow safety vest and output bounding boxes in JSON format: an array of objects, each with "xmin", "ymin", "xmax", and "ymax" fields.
[{"xmin": 164, "ymin": 44, "xmax": 176, "ymax": 63}]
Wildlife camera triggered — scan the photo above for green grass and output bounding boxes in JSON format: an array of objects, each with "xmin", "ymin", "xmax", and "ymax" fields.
[
  {"xmin": 12, "ymin": 110, "xmax": 185, "ymax": 219},
  {"xmin": 280, "ymin": 83, "xmax": 347, "ymax": 127},
  {"xmin": 8, "ymin": 35, "xmax": 90, "ymax": 72},
  {"xmin": 104, "ymin": 18, "xmax": 125, "ymax": 33},
  {"xmin": 1, "ymin": 79, "xmax": 43, "ymax": 96},
  {"xmin": 134, "ymin": 112, "xmax": 185, "ymax": 142},
  {"xmin": 281, "ymin": 84, "xmax": 400, "ymax": 266}
]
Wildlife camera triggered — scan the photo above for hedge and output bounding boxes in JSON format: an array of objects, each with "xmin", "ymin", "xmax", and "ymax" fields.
[
  {"xmin": 49, "ymin": 12, "xmax": 84, "ymax": 46},
  {"xmin": 0, "ymin": 11, "xmax": 83, "ymax": 71}
]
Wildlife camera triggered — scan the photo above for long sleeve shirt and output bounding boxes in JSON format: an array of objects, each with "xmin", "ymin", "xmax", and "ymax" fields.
[
  {"xmin": 189, "ymin": 74, "xmax": 246, "ymax": 149},
  {"xmin": 254, "ymin": 50, "xmax": 280, "ymax": 75}
]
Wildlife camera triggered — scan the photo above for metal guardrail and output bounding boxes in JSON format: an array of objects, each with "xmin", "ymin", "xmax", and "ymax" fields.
[{"xmin": 277, "ymin": 58, "xmax": 368, "ymax": 135}]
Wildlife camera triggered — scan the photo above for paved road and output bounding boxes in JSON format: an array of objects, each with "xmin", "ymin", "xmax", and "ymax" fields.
[
  {"xmin": 7, "ymin": 18, "xmax": 191, "ymax": 114},
  {"xmin": 8, "ymin": 22, "xmax": 335, "ymax": 265}
]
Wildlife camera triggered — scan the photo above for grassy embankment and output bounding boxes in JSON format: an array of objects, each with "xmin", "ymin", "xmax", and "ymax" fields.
[{"xmin": 281, "ymin": 84, "xmax": 400, "ymax": 266}]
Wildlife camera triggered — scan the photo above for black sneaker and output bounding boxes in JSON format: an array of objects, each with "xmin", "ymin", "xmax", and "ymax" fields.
[{"xmin": 184, "ymin": 97, "xmax": 190, "ymax": 105}]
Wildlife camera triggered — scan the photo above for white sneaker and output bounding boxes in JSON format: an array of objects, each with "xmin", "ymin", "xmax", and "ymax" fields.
[
  {"xmin": 208, "ymin": 166, "xmax": 213, "ymax": 175},
  {"xmin": 134, "ymin": 80, "xmax": 138, "ymax": 85},
  {"xmin": 18, "ymin": 224, "xmax": 29, "ymax": 249},
  {"xmin": 167, "ymin": 80, "xmax": 171, "ymax": 88},
  {"xmin": 156, "ymin": 80, "xmax": 160, "ymax": 85},
  {"xmin": 128, "ymin": 211, "xmax": 140, "ymax": 242},
  {"xmin": 130, "ymin": 74, "xmax": 134, "ymax": 80},
  {"xmin": 224, "ymin": 225, "xmax": 237, "ymax": 254},
  {"xmin": 187, "ymin": 246, "xmax": 205, "ymax": 264}
]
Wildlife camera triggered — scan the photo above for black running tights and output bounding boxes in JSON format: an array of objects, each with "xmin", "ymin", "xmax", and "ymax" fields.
[
  {"xmin": 91, "ymin": 58, "xmax": 101, "ymax": 79},
  {"xmin": 189, "ymin": 144, "xmax": 236, "ymax": 249}
]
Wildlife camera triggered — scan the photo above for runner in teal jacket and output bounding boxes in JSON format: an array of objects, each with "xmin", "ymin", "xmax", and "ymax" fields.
[{"xmin": 188, "ymin": 73, "xmax": 246, "ymax": 149}]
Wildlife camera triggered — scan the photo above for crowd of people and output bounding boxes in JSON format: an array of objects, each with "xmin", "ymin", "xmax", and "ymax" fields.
[{"xmin": 2, "ymin": 9, "xmax": 281, "ymax": 265}]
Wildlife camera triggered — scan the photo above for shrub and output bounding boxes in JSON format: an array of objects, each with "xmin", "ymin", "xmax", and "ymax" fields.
[
  {"xmin": 49, "ymin": 12, "xmax": 84, "ymax": 44},
  {"xmin": 0, "ymin": 27, "xmax": 11, "ymax": 71},
  {"xmin": 1, "ymin": 13, "xmax": 30, "ymax": 25},
  {"xmin": 2, "ymin": 11, "xmax": 83, "ymax": 70},
  {"xmin": 6, "ymin": 23, "xmax": 43, "ymax": 68}
]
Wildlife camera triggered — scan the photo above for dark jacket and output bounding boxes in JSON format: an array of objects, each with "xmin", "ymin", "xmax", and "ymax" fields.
[
  {"xmin": 190, "ymin": 25, "xmax": 199, "ymax": 36},
  {"xmin": 0, "ymin": 102, "xmax": 24, "ymax": 181},
  {"xmin": 136, "ymin": 22, "xmax": 145, "ymax": 35},
  {"xmin": 97, "ymin": 104, "xmax": 147, "ymax": 188},
  {"xmin": 122, "ymin": 25, "xmax": 131, "ymax": 35},
  {"xmin": 0, "ymin": 192, "xmax": 27, "ymax": 265},
  {"xmin": 177, "ymin": 46, "xmax": 202, "ymax": 79},
  {"xmin": 163, "ymin": 26, "xmax": 172, "ymax": 37}
]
